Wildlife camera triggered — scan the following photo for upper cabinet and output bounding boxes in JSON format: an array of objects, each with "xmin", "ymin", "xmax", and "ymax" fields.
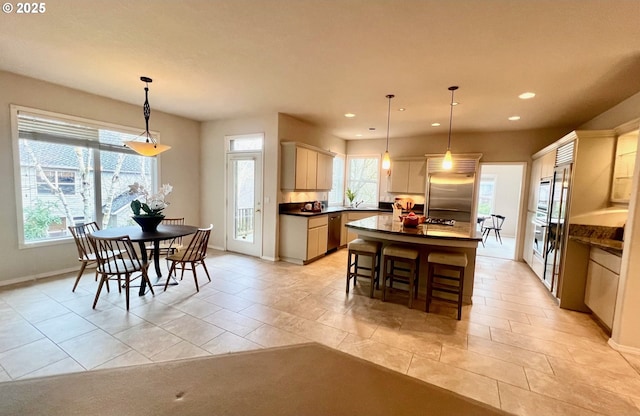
[
  {"xmin": 281, "ymin": 142, "xmax": 335, "ymax": 191},
  {"xmin": 611, "ymin": 130, "xmax": 639, "ymax": 203},
  {"xmin": 387, "ymin": 158, "xmax": 426, "ymax": 194},
  {"xmin": 540, "ymin": 150, "xmax": 556, "ymax": 179}
]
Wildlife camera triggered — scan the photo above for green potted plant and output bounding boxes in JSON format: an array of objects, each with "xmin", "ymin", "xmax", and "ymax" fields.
[{"xmin": 345, "ymin": 188, "xmax": 357, "ymax": 207}]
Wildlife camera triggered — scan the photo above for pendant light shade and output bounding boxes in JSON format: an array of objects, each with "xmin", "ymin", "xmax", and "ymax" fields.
[
  {"xmin": 124, "ymin": 76, "xmax": 171, "ymax": 157},
  {"xmin": 442, "ymin": 86, "xmax": 458, "ymax": 170},
  {"xmin": 382, "ymin": 94, "xmax": 395, "ymax": 170}
]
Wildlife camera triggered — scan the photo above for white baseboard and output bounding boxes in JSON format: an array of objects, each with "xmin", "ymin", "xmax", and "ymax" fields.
[
  {"xmin": 608, "ymin": 338, "xmax": 640, "ymax": 355},
  {"xmin": 0, "ymin": 267, "xmax": 79, "ymax": 288},
  {"xmin": 261, "ymin": 255, "xmax": 278, "ymax": 262}
]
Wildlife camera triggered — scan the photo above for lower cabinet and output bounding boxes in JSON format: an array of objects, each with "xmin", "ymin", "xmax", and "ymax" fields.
[
  {"xmin": 584, "ymin": 247, "xmax": 621, "ymax": 330},
  {"xmin": 341, "ymin": 211, "xmax": 377, "ymax": 246},
  {"xmin": 279, "ymin": 214, "xmax": 328, "ymax": 264}
]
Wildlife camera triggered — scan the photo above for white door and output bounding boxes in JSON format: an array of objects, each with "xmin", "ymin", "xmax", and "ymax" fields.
[{"xmin": 226, "ymin": 152, "xmax": 263, "ymax": 257}]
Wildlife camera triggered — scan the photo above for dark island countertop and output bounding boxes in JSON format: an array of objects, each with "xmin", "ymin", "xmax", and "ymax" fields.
[
  {"xmin": 280, "ymin": 207, "xmax": 391, "ymax": 218},
  {"xmin": 345, "ymin": 215, "xmax": 481, "ymax": 245}
]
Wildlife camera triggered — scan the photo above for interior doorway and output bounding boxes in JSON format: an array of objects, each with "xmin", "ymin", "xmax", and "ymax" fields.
[
  {"xmin": 225, "ymin": 134, "xmax": 264, "ymax": 258},
  {"xmin": 476, "ymin": 163, "xmax": 525, "ymax": 260}
]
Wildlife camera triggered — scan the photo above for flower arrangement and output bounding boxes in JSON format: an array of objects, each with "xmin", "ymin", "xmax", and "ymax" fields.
[{"xmin": 129, "ymin": 182, "xmax": 173, "ymax": 217}]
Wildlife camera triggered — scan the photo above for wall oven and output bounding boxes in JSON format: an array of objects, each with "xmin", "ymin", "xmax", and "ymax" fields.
[
  {"xmin": 536, "ymin": 178, "xmax": 551, "ymax": 222},
  {"xmin": 532, "ymin": 219, "xmax": 546, "ymax": 258}
]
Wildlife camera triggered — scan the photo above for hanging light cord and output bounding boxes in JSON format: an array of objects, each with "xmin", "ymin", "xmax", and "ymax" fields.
[
  {"xmin": 447, "ymin": 86, "xmax": 457, "ymax": 150},
  {"xmin": 385, "ymin": 94, "xmax": 394, "ymax": 151}
]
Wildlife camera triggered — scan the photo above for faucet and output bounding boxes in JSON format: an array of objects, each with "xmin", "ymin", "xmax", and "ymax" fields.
[{"xmin": 355, "ymin": 200, "xmax": 364, "ymax": 208}]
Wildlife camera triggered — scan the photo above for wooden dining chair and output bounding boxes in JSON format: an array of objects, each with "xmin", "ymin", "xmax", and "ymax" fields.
[
  {"xmin": 146, "ymin": 217, "xmax": 185, "ymax": 258},
  {"xmin": 164, "ymin": 225, "xmax": 212, "ymax": 292},
  {"xmin": 68, "ymin": 222, "xmax": 120, "ymax": 292},
  {"xmin": 89, "ymin": 234, "xmax": 154, "ymax": 310}
]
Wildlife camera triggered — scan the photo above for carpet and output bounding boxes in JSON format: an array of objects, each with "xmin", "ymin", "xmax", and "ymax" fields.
[{"xmin": 0, "ymin": 342, "xmax": 510, "ymax": 415}]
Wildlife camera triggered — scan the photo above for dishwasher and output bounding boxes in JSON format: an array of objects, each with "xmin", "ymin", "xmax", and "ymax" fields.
[{"xmin": 327, "ymin": 213, "xmax": 342, "ymax": 252}]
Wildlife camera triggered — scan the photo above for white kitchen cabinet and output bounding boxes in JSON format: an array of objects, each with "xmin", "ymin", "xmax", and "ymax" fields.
[
  {"xmin": 527, "ymin": 157, "xmax": 543, "ymax": 212},
  {"xmin": 279, "ymin": 214, "xmax": 328, "ymax": 264},
  {"xmin": 585, "ymin": 247, "xmax": 620, "ymax": 330},
  {"xmin": 281, "ymin": 142, "xmax": 334, "ymax": 191},
  {"xmin": 343, "ymin": 211, "xmax": 376, "ymax": 245},
  {"xmin": 523, "ymin": 212, "xmax": 535, "ymax": 266},
  {"xmin": 387, "ymin": 158, "xmax": 426, "ymax": 194},
  {"xmin": 611, "ymin": 130, "xmax": 638, "ymax": 203},
  {"xmin": 540, "ymin": 150, "xmax": 556, "ymax": 179}
]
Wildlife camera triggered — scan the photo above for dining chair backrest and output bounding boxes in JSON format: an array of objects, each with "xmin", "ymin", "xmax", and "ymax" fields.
[
  {"xmin": 89, "ymin": 235, "xmax": 144, "ymax": 274},
  {"xmin": 178, "ymin": 224, "xmax": 212, "ymax": 261},
  {"xmin": 492, "ymin": 214, "xmax": 505, "ymax": 230},
  {"xmin": 162, "ymin": 217, "xmax": 185, "ymax": 246},
  {"xmin": 68, "ymin": 222, "xmax": 100, "ymax": 261}
]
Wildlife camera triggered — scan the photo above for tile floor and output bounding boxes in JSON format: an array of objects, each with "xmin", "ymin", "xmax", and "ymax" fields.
[{"xmin": 1, "ymin": 248, "xmax": 639, "ymax": 415}]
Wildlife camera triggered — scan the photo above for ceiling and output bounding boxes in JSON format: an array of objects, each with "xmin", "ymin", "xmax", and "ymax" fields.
[{"xmin": 1, "ymin": 0, "xmax": 640, "ymax": 140}]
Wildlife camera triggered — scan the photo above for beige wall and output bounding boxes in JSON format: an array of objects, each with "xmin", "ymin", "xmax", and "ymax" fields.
[
  {"xmin": 0, "ymin": 71, "xmax": 201, "ymax": 284},
  {"xmin": 479, "ymin": 164, "xmax": 524, "ymax": 237},
  {"xmin": 200, "ymin": 114, "xmax": 279, "ymax": 260}
]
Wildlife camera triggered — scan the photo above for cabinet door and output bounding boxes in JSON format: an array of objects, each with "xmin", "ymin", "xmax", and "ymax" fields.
[
  {"xmin": 523, "ymin": 212, "xmax": 535, "ymax": 265},
  {"xmin": 585, "ymin": 259, "xmax": 619, "ymax": 328},
  {"xmin": 317, "ymin": 153, "xmax": 333, "ymax": 190},
  {"xmin": 307, "ymin": 150, "xmax": 318, "ymax": 189},
  {"xmin": 407, "ymin": 160, "xmax": 426, "ymax": 194},
  {"xmin": 528, "ymin": 158, "xmax": 542, "ymax": 212},
  {"xmin": 317, "ymin": 225, "xmax": 328, "ymax": 256},
  {"xmin": 307, "ymin": 227, "xmax": 319, "ymax": 260},
  {"xmin": 295, "ymin": 147, "xmax": 310, "ymax": 189},
  {"xmin": 540, "ymin": 150, "xmax": 556, "ymax": 179},
  {"xmin": 387, "ymin": 160, "xmax": 410, "ymax": 193}
]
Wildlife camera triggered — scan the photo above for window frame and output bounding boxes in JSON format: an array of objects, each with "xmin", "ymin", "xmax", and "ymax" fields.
[
  {"xmin": 478, "ymin": 174, "xmax": 497, "ymax": 216},
  {"xmin": 11, "ymin": 105, "xmax": 160, "ymax": 249},
  {"xmin": 345, "ymin": 154, "xmax": 381, "ymax": 208},
  {"xmin": 328, "ymin": 153, "xmax": 346, "ymax": 207}
]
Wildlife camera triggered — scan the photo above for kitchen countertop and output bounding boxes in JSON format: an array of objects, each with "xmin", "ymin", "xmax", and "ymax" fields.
[
  {"xmin": 345, "ymin": 214, "xmax": 481, "ymax": 243},
  {"xmin": 568, "ymin": 223, "xmax": 624, "ymax": 255},
  {"xmin": 280, "ymin": 207, "xmax": 391, "ymax": 217}
]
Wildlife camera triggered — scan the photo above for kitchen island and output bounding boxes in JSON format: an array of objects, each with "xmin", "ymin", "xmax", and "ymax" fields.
[{"xmin": 346, "ymin": 214, "xmax": 482, "ymax": 304}]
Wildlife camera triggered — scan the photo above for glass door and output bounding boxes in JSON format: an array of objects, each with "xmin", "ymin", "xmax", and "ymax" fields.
[
  {"xmin": 543, "ymin": 165, "xmax": 571, "ymax": 294},
  {"xmin": 226, "ymin": 152, "xmax": 262, "ymax": 257}
]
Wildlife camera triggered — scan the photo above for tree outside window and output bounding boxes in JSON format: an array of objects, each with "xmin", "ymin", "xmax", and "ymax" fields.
[
  {"xmin": 346, "ymin": 156, "xmax": 380, "ymax": 207},
  {"xmin": 478, "ymin": 175, "xmax": 496, "ymax": 215},
  {"xmin": 328, "ymin": 155, "xmax": 345, "ymax": 206}
]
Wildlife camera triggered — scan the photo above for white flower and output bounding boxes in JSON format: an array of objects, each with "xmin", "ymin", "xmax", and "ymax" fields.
[{"xmin": 130, "ymin": 182, "xmax": 173, "ymax": 216}]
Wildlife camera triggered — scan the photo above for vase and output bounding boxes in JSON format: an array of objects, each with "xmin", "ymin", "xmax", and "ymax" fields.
[{"xmin": 132, "ymin": 215, "xmax": 164, "ymax": 232}]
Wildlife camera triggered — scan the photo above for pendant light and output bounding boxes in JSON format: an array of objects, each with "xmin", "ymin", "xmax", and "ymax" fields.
[
  {"xmin": 442, "ymin": 85, "xmax": 458, "ymax": 170},
  {"xmin": 382, "ymin": 94, "xmax": 395, "ymax": 170},
  {"xmin": 124, "ymin": 76, "xmax": 171, "ymax": 157}
]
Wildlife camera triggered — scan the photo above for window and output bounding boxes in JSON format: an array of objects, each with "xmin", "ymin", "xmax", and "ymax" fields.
[
  {"xmin": 346, "ymin": 155, "xmax": 380, "ymax": 207},
  {"xmin": 13, "ymin": 106, "xmax": 157, "ymax": 246},
  {"xmin": 478, "ymin": 174, "xmax": 496, "ymax": 215},
  {"xmin": 328, "ymin": 154, "xmax": 345, "ymax": 206},
  {"xmin": 37, "ymin": 170, "xmax": 76, "ymax": 195},
  {"xmin": 228, "ymin": 134, "xmax": 263, "ymax": 151}
]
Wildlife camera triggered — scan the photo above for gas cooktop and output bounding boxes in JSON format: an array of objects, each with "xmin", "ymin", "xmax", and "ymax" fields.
[{"xmin": 424, "ymin": 217, "xmax": 456, "ymax": 226}]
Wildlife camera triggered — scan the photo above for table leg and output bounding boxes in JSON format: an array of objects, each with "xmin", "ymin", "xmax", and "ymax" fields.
[
  {"xmin": 153, "ymin": 240, "xmax": 162, "ymax": 277},
  {"xmin": 137, "ymin": 242, "xmax": 148, "ymax": 296}
]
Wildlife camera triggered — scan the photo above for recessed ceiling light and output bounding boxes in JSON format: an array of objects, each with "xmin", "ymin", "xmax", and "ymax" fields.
[
  {"xmin": 518, "ymin": 92, "xmax": 536, "ymax": 99},
  {"xmin": 431, "ymin": 122, "xmax": 441, "ymax": 127},
  {"xmin": 344, "ymin": 113, "xmax": 356, "ymax": 118},
  {"xmin": 355, "ymin": 133, "xmax": 362, "ymax": 137},
  {"xmin": 508, "ymin": 116, "xmax": 521, "ymax": 121},
  {"xmin": 398, "ymin": 108, "xmax": 406, "ymax": 112},
  {"xmin": 451, "ymin": 102, "xmax": 459, "ymax": 106}
]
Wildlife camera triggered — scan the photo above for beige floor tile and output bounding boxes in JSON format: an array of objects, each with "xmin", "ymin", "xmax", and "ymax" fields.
[
  {"xmin": 19, "ymin": 357, "xmax": 85, "ymax": 380},
  {"xmin": 0, "ymin": 338, "xmax": 68, "ymax": 378},
  {"xmin": 490, "ymin": 328, "xmax": 574, "ymax": 360},
  {"xmin": 484, "ymin": 298, "xmax": 548, "ymax": 317},
  {"xmin": 525, "ymin": 368, "xmax": 640, "ymax": 415},
  {"xmin": 316, "ymin": 310, "xmax": 378, "ymax": 339},
  {"xmin": 130, "ymin": 302, "xmax": 187, "ymax": 326},
  {"xmin": 498, "ymin": 382, "xmax": 606, "ymax": 416},
  {"xmin": 244, "ymin": 324, "xmax": 308, "ymax": 348},
  {"xmin": 94, "ymin": 350, "xmax": 153, "ymax": 369},
  {"xmin": 526, "ymin": 314, "xmax": 609, "ymax": 340},
  {"xmin": 83, "ymin": 307, "xmax": 147, "ymax": 334},
  {"xmin": 238, "ymin": 303, "xmax": 285, "ymax": 325},
  {"xmin": 0, "ymin": 368, "xmax": 11, "ymax": 382},
  {"xmin": 468, "ymin": 303, "xmax": 531, "ymax": 324},
  {"xmin": 500, "ymin": 292, "xmax": 558, "ymax": 308},
  {"xmin": 58, "ymin": 329, "xmax": 132, "ymax": 369},
  {"xmin": 151, "ymin": 340, "xmax": 210, "ymax": 362},
  {"xmin": 370, "ymin": 326, "xmax": 443, "ymax": 360},
  {"xmin": 161, "ymin": 314, "xmax": 226, "ymax": 346},
  {"xmin": 114, "ymin": 323, "xmax": 183, "ymax": 358},
  {"xmin": 567, "ymin": 346, "xmax": 638, "ymax": 377},
  {"xmin": 622, "ymin": 352, "xmax": 640, "ymax": 375},
  {"xmin": 33, "ymin": 312, "xmax": 97, "ymax": 344},
  {"xmin": 270, "ymin": 295, "xmax": 328, "ymax": 321},
  {"xmin": 408, "ymin": 353, "xmax": 501, "ymax": 408},
  {"xmin": 547, "ymin": 356, "xmax": 640, "ymax": 401},
  {"xmin": 11, "ymin": 298, "xmax": 72, "ymax": 324},
  {"xmin": 0, "ymin": 319, "xmax": 44, "ymax": 353},
  {"xmin": 338, "ymin": 334, "xmax": 414, "ymax": 374},
  {"xmin": 466, "ymin": 311, "xmax": 512, "ymax": 331},
  {"xmin": 439, "ymin": 345, "xmax": 529, "ymax": 389},
  {"xmin": 201, "ymin": 331, "xmax": 262, "ymax": 355},
  {"xmin": 467, "ymin": 335, "xmax": 553, "ymax": 374},
  {"xmin": 509, "ymin": 321, "xmax": 610, "ymax": 352},
  {"xmin": 202, "ymin": 291, "xmax": 255, "ymax": 312},
  {"xmin": 203, "ymin": 308, "xmax": 263, "ymax": 337},
  {"xmin": 167, "ymin": 297, "xmax": 223, "ymax": 318}
]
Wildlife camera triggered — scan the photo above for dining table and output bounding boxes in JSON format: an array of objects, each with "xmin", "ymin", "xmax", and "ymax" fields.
[{"xmin": 91, "ymin": 224, "xmax": 199, "ymax": 295}]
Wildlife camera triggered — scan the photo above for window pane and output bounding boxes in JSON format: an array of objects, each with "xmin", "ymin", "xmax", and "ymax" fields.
[
  {"xmin": 478, "ymin": 175, "xmax": 496, "ymax": 215},
  {"xmin": 230, "ymin": 137, "xmax": 263, "ymax": 151},
  {"xmin": 346, "ymin": 156, "xmax": 379, "ymax": 207},
  {"xmin": 100, "ymin": 150, "xmax": 154, "ymax": 229},
  {"xmin": 328, "ymin": 155, "xmax": 345, "ymax": 206}
]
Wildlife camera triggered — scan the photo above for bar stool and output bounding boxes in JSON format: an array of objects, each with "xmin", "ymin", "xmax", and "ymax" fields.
[
  {"xmin": 381, "ymin": 244, "xmax": 420, "ymax": 309},
  {"xmin": 346, "ymin": 239, "xmax": 382, "ymax": 298},
  {"xmin": 426, "ymin": 252, "xmax": 468, "ymax": 320}
]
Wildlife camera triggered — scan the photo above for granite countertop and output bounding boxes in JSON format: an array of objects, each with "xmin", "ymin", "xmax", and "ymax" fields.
[
  {"xmin": 345, "ymin": 214, "xmax": 481, "ymax": 242},
  {"xmin": 568, "ymin": 223, "xmax": 624, "ymax": 254},
  {"xmin": 280, "ymin": 207, "xmax": 389, "ymax": 217}
]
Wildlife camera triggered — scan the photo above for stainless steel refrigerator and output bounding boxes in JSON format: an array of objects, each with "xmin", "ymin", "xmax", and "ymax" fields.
[
  {"xmin": 426, "ymin": 173, "xmax": 475, "ymax": 222},
  {"xmin": 543, "ymin": 164, "xmax": 571, "ymax": 296}
]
